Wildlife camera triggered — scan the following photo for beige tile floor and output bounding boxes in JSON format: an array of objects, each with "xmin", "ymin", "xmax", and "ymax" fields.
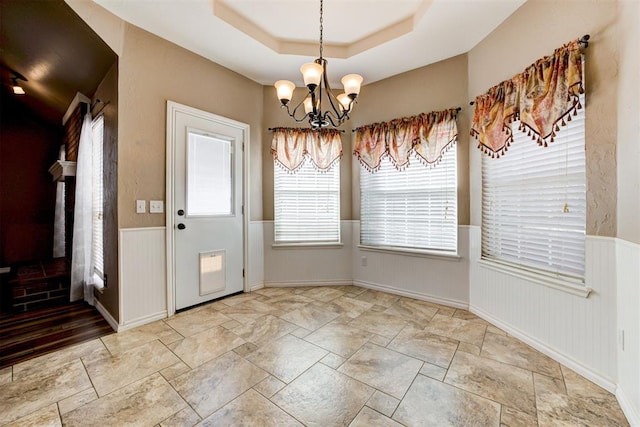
[{"xmin": 0, "ymin": 286, "xmax": 629, "ymax": 426}]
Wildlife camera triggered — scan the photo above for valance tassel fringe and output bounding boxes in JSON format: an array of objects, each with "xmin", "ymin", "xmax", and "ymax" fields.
[
  {"xmin": 353, "ymin": 108, "xmax": 459, "ymax": 173},
  {"xmin": 271, "ymin": 128, "xmax": 343, "ymax": 173},
  {"xmin": 470, "ymin": 38, "xmax": 585, "ymax": 158}
]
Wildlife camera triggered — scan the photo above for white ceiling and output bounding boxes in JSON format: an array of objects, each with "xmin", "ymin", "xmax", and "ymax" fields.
[{"xmin": 93, "ymin": 0, "xmax": 526, "ymax": 87}]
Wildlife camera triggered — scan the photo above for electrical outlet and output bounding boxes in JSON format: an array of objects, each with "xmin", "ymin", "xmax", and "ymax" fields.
[
  {"xmin": 136, "ymin": 200, "xmax": 146, "ymax": 214},
  {"xmin": 361, "ymin": 256, "xmax": 367, "ymax": 267},
  {"xmin": 150, "ymin": 200, "xmax": 164, "ymax": 213}
]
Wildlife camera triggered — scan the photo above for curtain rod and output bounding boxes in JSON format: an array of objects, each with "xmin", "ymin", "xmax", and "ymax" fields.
[
  {"xmin": 350, "ymin": 107, "xmax": 462, "ymax": 132},
  {"xmin": 90, "ymin": 99, "xmax": 110, "ymax": 116},
  {"xmin": 267, "ymin": 127, "xmax": 345, "ymax": 133},
  {"xmin": 469, "ymin": 34, "xmax": 590, "ymax": 106}
]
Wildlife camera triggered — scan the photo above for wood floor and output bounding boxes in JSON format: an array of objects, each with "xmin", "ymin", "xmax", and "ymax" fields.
[{"xmin": 0, "ymin": 302, "xmax": 114, "ymax": 369}]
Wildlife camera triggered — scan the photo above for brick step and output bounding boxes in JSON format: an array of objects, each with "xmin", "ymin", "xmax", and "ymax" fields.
[{"xmin": 5, "ymin": 258, "xmax": 71, "ymax": 312}]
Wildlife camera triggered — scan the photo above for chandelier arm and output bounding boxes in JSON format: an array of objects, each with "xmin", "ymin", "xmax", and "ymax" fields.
[
  {"xmin": 323, "ymin": 108, "xmax": 349, "ymax": 126},
  {"xmin": 283, "ymin": 101, "xmax": 312, "ymax": 123},
  {"xmin": 322, "ymin": 111, "xmax": 342, "ymax": 128},
  {"xmin": 321, "ymin": 60, "xmax": 347, "ymax": 121},
  {"xmin": 323, "ymin": 112, "xmax": 342, "ymax": 128}
]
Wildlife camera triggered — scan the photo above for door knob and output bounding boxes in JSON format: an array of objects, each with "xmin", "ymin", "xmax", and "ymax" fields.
[
  {"xmin": 177, "ymin": 223, "xmax": 186, "ymax": 230},
  {"xmin": 177, "ymin": 209, "xmax": 185, "ymax": 216}
]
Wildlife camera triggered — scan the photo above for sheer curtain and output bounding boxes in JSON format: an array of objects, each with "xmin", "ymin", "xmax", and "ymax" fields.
[
  {"xmin": 53, "ymin": 145, "xmax": 66, "ymax": 258},
  {"xmin": 70, "ymin": 111, "xmax": 95, "ymax": 304}
]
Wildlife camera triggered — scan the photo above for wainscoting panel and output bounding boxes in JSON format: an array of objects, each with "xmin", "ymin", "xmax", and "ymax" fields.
[
  {"xmin": 469, "ymin": 226, "xmax": 617, "ymax": 391},
  {"xmin": 616, "ymin": 238, "xmax": 640, "ymax": 425},
  {"xmin": 352, "ymin": 223, "xmax": 470, "ymax": 308},
  {"xmin": 119, "ymin": 227, "xmax": 167, "ymax": 330},
  {"xmin": 263, "ymin": 221, "xmax": 353, "ymax": 286},
  {"xmin": 248, "ymin": 221, "xmax": 264, "ymax": 291}
]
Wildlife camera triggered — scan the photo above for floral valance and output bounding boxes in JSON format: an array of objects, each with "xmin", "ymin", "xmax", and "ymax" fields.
[
  {"xmin": 353, "ymin": 108, "xmax": 459, "ymax": 172},
  {"xmin": 471, "ymin": 39, "xmax": 584, "ymax": 157},
  {"xmin": 271, "ymin": 127, "xmax": 343, "ymax": 173}
]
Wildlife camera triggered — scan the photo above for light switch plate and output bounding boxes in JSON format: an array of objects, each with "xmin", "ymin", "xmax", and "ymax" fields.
[
  {"xmin": 150, "ymin": 200, "xmax": 164, "ymax": 213},
  {"xmin": 136, "ymin": 200, "xmax": 146, "ymax": 214}
]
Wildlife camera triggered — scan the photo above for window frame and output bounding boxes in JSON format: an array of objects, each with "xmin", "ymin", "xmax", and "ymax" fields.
[
  {"xmin": 273, "ymin": 158, "xmax": 341, "ymax": 246},
  {"xmin": 359, "ymin": 142, "xmax": 458, "ymax": 256},
  {"xmin": 480, "ymin": 94, "xmax": 587, "ymax": 288}
]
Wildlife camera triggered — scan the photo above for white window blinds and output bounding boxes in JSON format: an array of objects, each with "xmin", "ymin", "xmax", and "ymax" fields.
[
  {"xmin": 360, "ymin": 144, "xmax": 458, "ymax": 252},
  {"xmin": 274, "ymin": 160, "xmax": 340, "ymax": 243},
  {"xmin": 481, "ymin": 96, "xmax": 586, "ymax": 280},
  {"xmin": 91, "ymin": 115, "xmax": 104, "ymax": 278}
]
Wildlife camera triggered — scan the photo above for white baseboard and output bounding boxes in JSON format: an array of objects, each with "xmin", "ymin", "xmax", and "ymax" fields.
[
  {"xmin": 249, "ymin": 283, "xmax": 264, "ymax": 292},
  {"xmin": 616, "ymin": 386, "xmax": 640, "ymax": 427},
  {"xmin": 264, "ymin": 279, "xmax": 353, "ymax": 288},
  {"xmin": 95, "ymin": 300, "xmax": 119, "ymax": 332},
  {"xmin": 95, "ymin": 300, "xmax": 168, "ymax": 333},
  {"xmin": 119, "ymin": 311, "xmax": 168, "ymax": 332},
  {"xmin": 353, "ymin": 280, "xmax": 468, "ymax": 310},
  {"xmin": 470, "ymin": 304, "xmax": 617, "ymax": 393}
]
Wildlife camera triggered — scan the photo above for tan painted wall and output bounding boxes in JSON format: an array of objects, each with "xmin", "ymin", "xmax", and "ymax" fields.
[
  {"xmin": 262, "ymin": 86, "xmax": 353, "ymax": 221},
  {"xmin": 118, "ymin": 24, "xmax": 264, "ymax": 226},
  {"xmin": 349, "ymin": 54, "xmax": 470, "ymax": 224},
  {"xmin": 468, "ymin": 0, "xmax": 619, "ymax": 237},
  {"xmin": 616, "ymin": 0, "xmax": 640, "ymax": 244}
]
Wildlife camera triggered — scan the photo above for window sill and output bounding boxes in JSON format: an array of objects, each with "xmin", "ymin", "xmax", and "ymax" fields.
[
  {"xmin": 358, "ymin": 245, "xmax": 461, "ymax": 261},
  {"xmin": 477, "ymin": 259, "xmax": 592, "ymax": 298},
  {"xmin": 272, "ymin": 242, "xmax": 344, "ymax": 249}
]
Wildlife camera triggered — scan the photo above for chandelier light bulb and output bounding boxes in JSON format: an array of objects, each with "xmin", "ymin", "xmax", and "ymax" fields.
[
  {"xmin": 303, "ymin": 97, "xmax": 314, "ymax": 114},
  {"xmin": 274, "ymin": 80, "xmax": 295, "ymax": 104},
  {"xmin": 300, "ymin": 62, "xmax": 323, "ymax": 90},
  {"xmin": 341, "ymin": 74, "xmax": 363, "ymax": 97},
  {"xmin": 336, "ymin": 93, "xmax": 351, "ymax": 111}
]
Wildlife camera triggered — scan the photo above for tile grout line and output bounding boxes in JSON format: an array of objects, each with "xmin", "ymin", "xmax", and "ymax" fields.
[{"xmin": 162, "ymin": 372, "xmax": 202, "ymax": 424}]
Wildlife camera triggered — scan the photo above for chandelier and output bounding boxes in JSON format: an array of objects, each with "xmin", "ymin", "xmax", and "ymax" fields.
[{"xmin": 274, "ymin": 0, "xmax": 363, "ymax": 129}]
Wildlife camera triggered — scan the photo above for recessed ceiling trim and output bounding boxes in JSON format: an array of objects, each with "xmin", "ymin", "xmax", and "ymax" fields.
[
  {"xmin": 213, "ymin": 0, "xmax": 280, "ymax": 53},
  {"xmin": 347, "ymin": 15, "xmax": 414, "ymax": 58},
  {"xmin": 213, "ymin": 0, "xmax": 435, "ymax": 59},
  {"xmin": 82, "ymin": 0, "xmax": 528, "ymax": 86},
  {"xmin": 414, "ymin": 0, "xmax": 436, "ymax": 25}
]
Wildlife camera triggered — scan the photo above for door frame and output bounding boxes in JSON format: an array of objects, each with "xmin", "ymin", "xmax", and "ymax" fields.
[{"xmin": 165, "ymin": 100, "xmax": 250, "ymax": 316}]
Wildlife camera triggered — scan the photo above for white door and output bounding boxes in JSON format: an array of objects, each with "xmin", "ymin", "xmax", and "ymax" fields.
[{"xmin": 171, "ymin": 105, "xmax": 245, "ymax": 310}]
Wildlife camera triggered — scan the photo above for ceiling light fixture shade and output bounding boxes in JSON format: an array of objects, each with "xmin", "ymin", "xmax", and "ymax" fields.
[
  {"xmin": 341, "ymin": 74, "xmax": 363, "ymax": 97},
  {"xmin": 275, "ymin": 80, "xmax": 295, "ymax": 104},
  {"xmin": 12, "ymin": 84, "xmax": 25, "ymax": 95},
  {"xmin": 300, "ymin": 62, "xmax": 323, "ymax": 89},
  {"xmin": 11, "ymin": 76, "xmax": 26, "ymax": 95},
  {"xmin": 303, "ymin": 97, "xmax": 315, "ymax": 114},
  {"xmin": 274, "ymin": 0, "xmax": 363, "ymax": 129}
]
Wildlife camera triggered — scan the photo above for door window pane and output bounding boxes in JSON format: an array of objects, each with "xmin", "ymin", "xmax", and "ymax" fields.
[{"xmin": 187, "ymin": 131, "xmax": 233, "ymax": 216}]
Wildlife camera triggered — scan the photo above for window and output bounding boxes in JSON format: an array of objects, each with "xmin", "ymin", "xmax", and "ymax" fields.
[
  {"xmin": 187, "ymin": 131, "xmax": 233, "ymax": 216},
  {"xmin": 360, "ymin": 144, "xmax": 458, "ymax": 253},
  {"xmin": 274, "ymin": 160, "xmax": 340, "ymax": 244},
  {"xmin": 481, "ymin": 95, "xmax": 586, "ymax": 280},
  {"xmin": 91, "ymin": 115, "xmax": 104, "ymax": 279}
]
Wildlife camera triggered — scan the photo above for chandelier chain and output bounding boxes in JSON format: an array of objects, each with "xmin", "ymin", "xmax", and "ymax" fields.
[
  {"xmin": 319, "ymin": 0, "xmax": 323, "ymax": 60},
  {"xmin": 273, "ymin": 0, "xmax": 361, "ymax": 129}
]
